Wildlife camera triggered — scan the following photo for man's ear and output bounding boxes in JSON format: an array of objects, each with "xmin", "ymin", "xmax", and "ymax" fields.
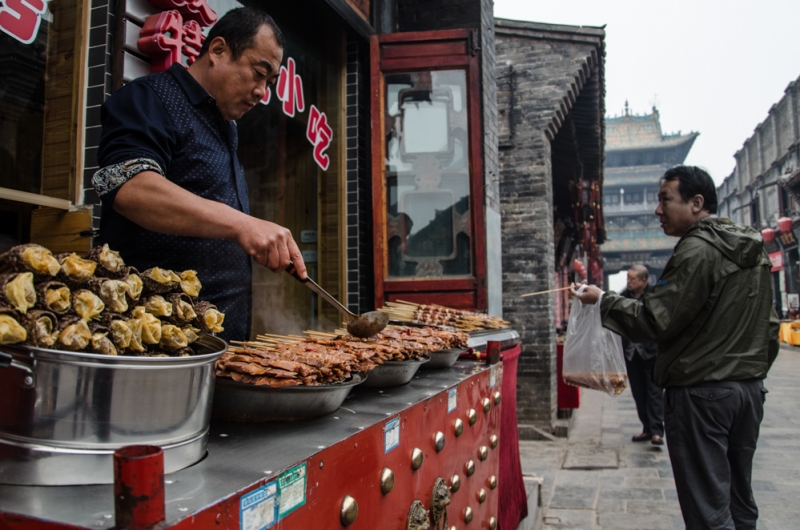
[
  {"xmin": 206, "ymin": 36, "xmax": 228, "ymax": 65},
  {"xmin": 691, "ymin": 194, "xmax": 705, "ymax": 214}
]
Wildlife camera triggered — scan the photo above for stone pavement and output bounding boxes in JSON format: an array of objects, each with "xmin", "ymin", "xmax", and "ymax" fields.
[{"xmin": 517, "ymin": 346, "xmax": 800, "ymax": 530}]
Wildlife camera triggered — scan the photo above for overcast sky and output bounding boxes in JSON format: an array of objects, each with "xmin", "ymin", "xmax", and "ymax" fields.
[{"xmin": 493, "ymin": 0, "xmax": 800, "ymax": 186}]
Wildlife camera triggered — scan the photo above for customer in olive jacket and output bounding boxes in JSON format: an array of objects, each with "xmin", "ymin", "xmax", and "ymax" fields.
[{"xmin": 572, "ymin": 166, "xmax": 779, "ymax": 530}]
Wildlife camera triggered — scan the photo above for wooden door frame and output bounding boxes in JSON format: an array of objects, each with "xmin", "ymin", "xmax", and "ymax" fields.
[{"xmin": 370, "ymin": 29, "xmax": 487, "ymax": 310}]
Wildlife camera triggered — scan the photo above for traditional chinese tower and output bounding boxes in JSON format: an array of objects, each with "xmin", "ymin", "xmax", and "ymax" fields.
[{"xmin": 601, "ymin": 105, "xmax": 699, "ymax": 283}]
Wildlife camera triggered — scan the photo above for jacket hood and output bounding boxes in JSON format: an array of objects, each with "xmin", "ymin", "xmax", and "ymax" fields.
[{"xmin": 685, "ymin": 217, "xmax": 768, "ymax": 268}]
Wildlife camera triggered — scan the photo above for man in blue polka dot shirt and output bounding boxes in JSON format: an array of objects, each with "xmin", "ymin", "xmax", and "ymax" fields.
[{"xmin": 93, "ymin": 7, "xmax": 307, "ymax": 342}]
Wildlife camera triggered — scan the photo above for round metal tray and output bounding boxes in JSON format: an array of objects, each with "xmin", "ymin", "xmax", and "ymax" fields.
[
  {"xmin": 360, "ymin": 358, "xmax": 429, "ymax": 388},
  {"xmin": 212, "ymin": 374, "xmax": 365, "ymax": 422},
  {"xmin": 419, "ymin": 348, "xmax": 466, "ymax": 370}
]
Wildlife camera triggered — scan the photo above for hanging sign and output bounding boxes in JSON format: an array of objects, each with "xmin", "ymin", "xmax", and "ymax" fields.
[{"xmin": 0, "ymin": 0, "xmax": 51, "ymax": 44}]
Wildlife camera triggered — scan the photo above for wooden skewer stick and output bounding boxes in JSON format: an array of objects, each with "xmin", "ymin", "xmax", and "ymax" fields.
[{"xmin": 520, "ymin": 285, "xmax": 573, "ymax": 298}]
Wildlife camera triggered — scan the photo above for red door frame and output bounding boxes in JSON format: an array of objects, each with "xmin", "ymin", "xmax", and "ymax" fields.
[{"xmin": 370, "ymin": 29, "xmax": 487, "ymax": 310}]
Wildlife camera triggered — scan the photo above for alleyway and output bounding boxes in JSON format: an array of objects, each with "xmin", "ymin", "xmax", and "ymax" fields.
[{"xmin": 518, "ymin": 346, "xmax": 800, "ymax": 530}]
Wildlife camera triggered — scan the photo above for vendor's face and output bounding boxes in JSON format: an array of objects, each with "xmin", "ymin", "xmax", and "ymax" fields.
[
  {"xmin": 655, "ymin": 179, "xmax": 702, "ymax": 237},
  {"xmin": 626, "ymin": 270, "xmax": 647, "ymax": 294},
  {"xmin": 213, "ymin": 25, "xmax": 283, "ymax": 121}
]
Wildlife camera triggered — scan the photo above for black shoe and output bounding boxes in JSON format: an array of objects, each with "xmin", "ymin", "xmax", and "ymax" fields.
[
  {"xmin": 632, "ymin": 432, "xmax": 651, "ymax": 442},
  {"xmin": 651, "ymin": 435, "xmax": 664, "ymax": 445}
]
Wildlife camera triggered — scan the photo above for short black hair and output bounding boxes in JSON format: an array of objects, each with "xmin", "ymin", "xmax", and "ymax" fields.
[
  {"xmin": 199, "ymin": 7, "xmax": 285, "ymax": 61},
  {"xmin": 661, "ymin": 165, "xmax": 717, "ymax": 214}
]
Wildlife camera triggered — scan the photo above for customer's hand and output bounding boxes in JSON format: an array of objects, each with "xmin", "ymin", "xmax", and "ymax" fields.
[{"xmin": 570, "ymin": 282, "xmax": 603, "ymax": 305}]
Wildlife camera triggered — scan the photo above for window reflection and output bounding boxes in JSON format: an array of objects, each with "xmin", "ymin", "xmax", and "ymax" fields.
[{"xmin": 385, "ymin": 70, "xmax": 471, "ymax": 278}]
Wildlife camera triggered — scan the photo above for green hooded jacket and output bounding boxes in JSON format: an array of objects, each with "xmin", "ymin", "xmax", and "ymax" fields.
[{"xmin": 600, "ymin": 216, "xmax": 780, "ymax": 388}]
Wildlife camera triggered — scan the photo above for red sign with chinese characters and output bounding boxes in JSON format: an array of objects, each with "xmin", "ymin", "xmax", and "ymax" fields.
[
  {"xmin": 0, "ymin": 0, "xmax": 50, "ymax": 44},
  {"xmin": 137, "ymin": 2, "xmax": 332, "ymax": 171}
]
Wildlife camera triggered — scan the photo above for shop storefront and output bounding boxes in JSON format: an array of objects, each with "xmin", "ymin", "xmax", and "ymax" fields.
[{"xmin": 0, "ymin": 0, "xmax": 531, "ymax": 529}]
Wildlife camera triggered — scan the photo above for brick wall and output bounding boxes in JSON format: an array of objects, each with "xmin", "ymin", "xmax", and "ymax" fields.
[{"xmin": 495, "ymin": 20, "xmax": 605, "ymax": 436}]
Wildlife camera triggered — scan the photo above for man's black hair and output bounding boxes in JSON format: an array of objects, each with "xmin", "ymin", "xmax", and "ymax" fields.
[
  {"xmin": 199, "ymin": 7, "xmax": 285, "ymax": 60},
  {"xmin": 661, "ymin": 165, "xmax": 718, "ymax": 214}
]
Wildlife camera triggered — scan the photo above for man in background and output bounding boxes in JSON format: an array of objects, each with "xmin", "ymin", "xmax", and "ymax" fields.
[{"xmin": 620, "ymin": 264, "xmax": 663, "ymax": 446}]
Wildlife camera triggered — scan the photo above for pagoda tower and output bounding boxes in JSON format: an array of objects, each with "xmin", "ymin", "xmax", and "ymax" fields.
[{"xmin": 601, "ymin": 106, "xmax": 699, "ymax": 283}]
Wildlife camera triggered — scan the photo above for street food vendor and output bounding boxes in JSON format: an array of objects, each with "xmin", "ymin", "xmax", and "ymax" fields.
[{"xmin": 92, "ymin": 7, "xmax": 306, "ymax": 342}]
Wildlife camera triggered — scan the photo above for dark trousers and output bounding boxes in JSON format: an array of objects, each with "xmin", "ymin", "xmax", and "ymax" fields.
[
  {"xmin": 665, "ymin": 379, "xmax": 766, "ymax": 530},
  {"xmin": 625, "ymin": 353, "xmax": 664, "ymax": 436}
]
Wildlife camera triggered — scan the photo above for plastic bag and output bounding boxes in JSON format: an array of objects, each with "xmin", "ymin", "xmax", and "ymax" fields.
[{"xmin": 563, "ymin": 286, "xmax": 628, "ymax": 395}]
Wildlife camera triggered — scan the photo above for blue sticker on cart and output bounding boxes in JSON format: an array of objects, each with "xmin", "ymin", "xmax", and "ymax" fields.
[
  {"xmin": 490, "ymin": 365, "xmax": 498, "ymax": 388},
  {"xmin": 240, "ymin": 481, "xmax": 278, "ymax": 530},
  {"xmin": 278, "ymin": 463, "xmax": 307, "ymax": 519},
  {"xmin": 384, "ymin": 416, "xmax": 401, "ymax": 453},
  {"xmin": 447, "ymin": 387, "xmax": 457, "ymax": 413}
]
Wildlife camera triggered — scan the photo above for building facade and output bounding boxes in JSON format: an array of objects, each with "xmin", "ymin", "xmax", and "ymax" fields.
[
  {"xmin": 495, "ymin": 20, "xmax": 606, "ymax": 438},
  {"xmin": 601, "ymin": 107, "xmax": 697, "ymax": 281},
  {"xmin": 717, "ymin": 74, "xmax": 800, "ymax": 317}
]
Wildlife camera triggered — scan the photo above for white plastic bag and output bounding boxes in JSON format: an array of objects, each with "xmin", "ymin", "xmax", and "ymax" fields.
[{"xmin": 563, "ymin": 286, "xmax": 628, "ymax": 395}]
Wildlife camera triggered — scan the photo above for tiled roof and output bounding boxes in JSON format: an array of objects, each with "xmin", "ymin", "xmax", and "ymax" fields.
[
  {"xmin": 606, "ymin": 110, "xmax": 698, "ymax": 152},
  {"xmin": 601, "ymin": 231, "xmax": 679, "ymax": 252},
  {"xmin": 604, "ymin": 164, "xmax": 667, "ymax": 187}
]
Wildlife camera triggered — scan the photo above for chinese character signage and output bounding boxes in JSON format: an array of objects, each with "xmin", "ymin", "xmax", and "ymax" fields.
[
  {"xmin": 137, "ymin": 1, "xmax": 332, "ymax": 171},
  {"xmin": 0, "ymin": 0, "xmax": 50, "ymax": 44}
]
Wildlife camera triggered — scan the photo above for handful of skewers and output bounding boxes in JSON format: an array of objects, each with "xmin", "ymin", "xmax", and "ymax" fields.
[
  {"xmin": 218, "ymin": 325, "xmax": 469, "ymax": 387},
  {"xmin": 0, "ymin": 243, "xmax": 225, "ymax": 356},
  {"xmin": 380, "ymin": 301, "xmax": 510, "ymax": 331}
]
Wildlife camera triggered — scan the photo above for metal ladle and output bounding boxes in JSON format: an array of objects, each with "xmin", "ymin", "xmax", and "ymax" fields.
[{"xmin": 285, "ymin": 261, "xmax": 389, "ymax": 338}]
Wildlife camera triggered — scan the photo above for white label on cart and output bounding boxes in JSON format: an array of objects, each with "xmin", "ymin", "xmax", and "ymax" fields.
[
  {"xmin": 384, "ymin": 416, "xmax": 400, "ymax": 453},
  {"xmin": 278, "ymin": 463, "xmax": 307, "ymax": 519},
  {"xmin": 447, "ymin": 387, "xmax": 457, "ymax": 413},
  {"xmin": 489, "ymin": 365, "xmax": 498, "ymax": 388},
  {"xmin": 240, "ymin": 482, "xmax": 278, "ymax": 530}
]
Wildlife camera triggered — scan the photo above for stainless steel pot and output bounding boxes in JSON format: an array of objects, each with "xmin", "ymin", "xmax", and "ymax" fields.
[{"xmin": 0, "ymin": 334, "xmax": 226, "ymax": 485}]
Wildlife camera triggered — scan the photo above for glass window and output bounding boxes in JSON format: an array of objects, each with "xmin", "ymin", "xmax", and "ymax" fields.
[
  {"xmin": 0, "ymin": 0, "xmax": 83, "ymax": 246},
  {"xmin": 624, "ymin": 190, "xmax": 643, "ymax": 204},
  {"xmin": 384, "ymin": 70, "xmax": 471, "ymax": 279},
  {"xmin": 646, "ymin": 189, "xmax": 658, "ymax": 203},
  {"xmin": 604, "ymin": 193, "xmax": 620, "ymax": 205}
]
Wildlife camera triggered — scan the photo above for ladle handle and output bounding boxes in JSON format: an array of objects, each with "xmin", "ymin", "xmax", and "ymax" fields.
[
  {"xmin": 285, "ymin": 261, "xmax": 357, "ymax": 320},
  {"xmin": 285, "ymin": 261, "xmax": 308, "ymax": 283}
]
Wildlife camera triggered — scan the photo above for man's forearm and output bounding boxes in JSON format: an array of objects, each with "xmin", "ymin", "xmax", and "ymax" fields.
[{"xmin": 113, "ymin": 171, "xmax": 246, "ymax": 239}]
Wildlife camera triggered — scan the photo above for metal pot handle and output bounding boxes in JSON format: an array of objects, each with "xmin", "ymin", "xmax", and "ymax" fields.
[{"xmin": 0, "ymin": 350, "xmax": 36, "ymax": 387}]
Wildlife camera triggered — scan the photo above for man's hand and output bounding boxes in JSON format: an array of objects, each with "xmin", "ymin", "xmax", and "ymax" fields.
[
  {"xmin": 233, "ymin": 217, "xmax": 307, "ymax": 277},
  {"xmin": 569, "ymin": 282, "xmax": 603, "ymax": 305},
  {"xmin": 113, "ymin": 171, "xmax": 307, "ymax": 279}
]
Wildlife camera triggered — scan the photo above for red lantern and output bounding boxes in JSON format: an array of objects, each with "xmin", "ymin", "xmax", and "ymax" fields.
[
  {"xmin": 778, "ymin": 217, "xmax": 793, "ymax": 233},
  {"xmin": 761, "ymin": 228, "xmax": 776, "ymax": 243}
]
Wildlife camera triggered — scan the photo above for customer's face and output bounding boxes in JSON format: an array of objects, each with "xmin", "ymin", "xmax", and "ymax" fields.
[
  {"xmin": 655, "ymin": 179, "xmax": 700, "ymax": 237},
  {"xmin": 211, "ymin": 25, "xmax": 283, "ymax": 121}
]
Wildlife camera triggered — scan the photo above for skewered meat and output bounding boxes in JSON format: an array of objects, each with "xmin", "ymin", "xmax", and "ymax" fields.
[
  {"xmin": 36, "ymin": 281, "xmax": 71, "ymax": 314},
  {"xmin": 20, "ymin": 309, "xmax": 59, "ymax": 347},
  {"xmin": 0, "ymin": 244, "xmax": 60, "ymax": 277},
  {"xmin": 86, "ymin": 244, "xmax": 126, "ymax": 279},
  {"xmin": 57, "ymin": 316, "xmax": 92, "ymax": 351},
  {"xmin": 0, "ymin": 307, "xmax": 27, "ymax": 345},
  {"xmin": 56, "ymin": 253, "xmax": 97, "ymax": 283},
  {"xmin": 194, "ymin": 301, "xmax": 224, "ymax": 333},
  {"xmin": 0, "ymin": 272, "xmax": 36, "ymax": 314},
  {"xmin": 141, "ymin": 267, "xmax": 181, "ymax": 294},
  {"xmin": 72, "ymin": 289, "xmax": 105, "ymax": 321},
  {"xmin": 179, "ymin": 270, "xmax": 202, "ymax": 298}
]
